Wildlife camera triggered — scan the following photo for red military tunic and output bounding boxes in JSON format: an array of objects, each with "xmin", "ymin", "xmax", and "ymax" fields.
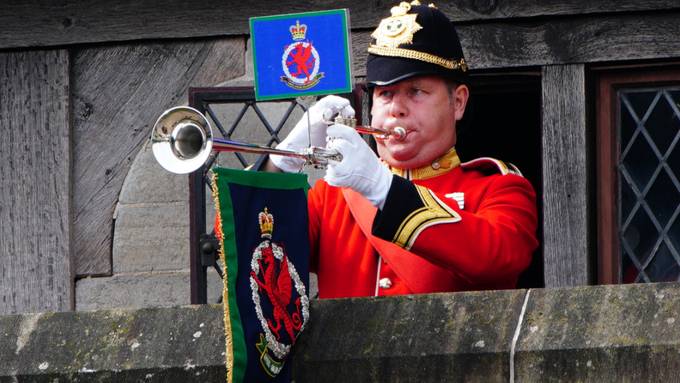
[{"xmin": 307, "ymin": 148, "xmax": 538, "ymax": 299}]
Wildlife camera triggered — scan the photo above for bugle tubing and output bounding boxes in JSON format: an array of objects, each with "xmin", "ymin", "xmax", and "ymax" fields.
[{"xmin": 150, "ymin": 106, "xmax": 341, "ymax": 174}]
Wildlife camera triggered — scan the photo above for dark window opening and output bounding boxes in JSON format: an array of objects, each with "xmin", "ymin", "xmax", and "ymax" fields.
[{"xmin": 457, "ymin": 73, "xmax": 544, "ymax": 288}]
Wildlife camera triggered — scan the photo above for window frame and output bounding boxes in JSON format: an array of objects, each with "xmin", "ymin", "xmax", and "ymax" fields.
[{"xmin": 596, "ymin": 66, "xmax": 680, "ymax": 284}]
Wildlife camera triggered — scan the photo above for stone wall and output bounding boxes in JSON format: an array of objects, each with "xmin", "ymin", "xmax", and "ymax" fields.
[{"xmin": 4, "ymin": 283, "xmax": 680, "ymax": 382}]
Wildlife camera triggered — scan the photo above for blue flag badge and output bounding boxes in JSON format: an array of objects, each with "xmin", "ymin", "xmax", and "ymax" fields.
[{"xmin": 250, "ymin": 9, "xmax": 352, "ymax": 101}]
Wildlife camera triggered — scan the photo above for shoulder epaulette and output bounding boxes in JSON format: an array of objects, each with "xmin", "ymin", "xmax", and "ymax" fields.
[{"xmin": 460, "ymin": 157, "xmax": 523, "ymax": 177}]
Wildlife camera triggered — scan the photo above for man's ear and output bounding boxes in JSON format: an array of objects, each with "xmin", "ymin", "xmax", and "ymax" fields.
[{"xmin": 453, "ymin": 84, "xmax": 469, "ymax": 121}]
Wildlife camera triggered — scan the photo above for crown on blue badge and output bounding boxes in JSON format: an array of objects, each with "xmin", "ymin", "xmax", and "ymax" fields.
[
  {"xmin": 250, "ymin": 9, "xmax": 352, "ymax": 100},
  {"xmin": 289, "ymin": 20, "xmax": 307, "ymax": 41},
  {"xmin": 258, "ymin": 207, "xmax": 274, "ymax": 238}
]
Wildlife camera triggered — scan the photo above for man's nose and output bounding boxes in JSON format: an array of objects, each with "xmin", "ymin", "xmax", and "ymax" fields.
[{"xmin": 389, "ymin": 95, "xmax": 408, "ymax": 117}]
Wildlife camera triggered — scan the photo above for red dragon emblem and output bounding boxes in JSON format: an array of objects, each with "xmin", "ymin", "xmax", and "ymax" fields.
[
  {"xmin": 285, "ymin": 42, "xmax": 316, "ymax": 84},
  {"xmin": 280, "ymin": 20, "xmax": 324, "ymax": 90},
  {"xmin": 250, "ymin": 245, "xmax": 304, "ymax": 343},
  {"xmin": 249, "ymin": 207, "xmax": 309, "ymax": 377}
]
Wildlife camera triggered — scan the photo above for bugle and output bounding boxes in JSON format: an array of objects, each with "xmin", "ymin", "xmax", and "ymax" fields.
[
  {"xmin": 150, "ymin": 106, "xmax": 343, "ymax": 174},
  {"xmin": 150, "ymin": 106, "xmax": 406, "ymax": 174}
]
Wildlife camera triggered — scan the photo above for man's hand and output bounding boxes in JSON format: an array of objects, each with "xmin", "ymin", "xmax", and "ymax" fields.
[
  {"xmin": 271, "ymin": 95, "xmax": 354, "ymax": 173},
  {"xmin": 325, "ymin": 124, "xmax": 393, "ymax": 209}
]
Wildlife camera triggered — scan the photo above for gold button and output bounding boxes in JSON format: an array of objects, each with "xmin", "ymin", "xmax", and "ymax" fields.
[
  {"xmin": 431, "ymin": 161, "xmax": 440, "ymax": 170},
  {"xmin": 379, "ymin": 278, "xmax": 393, "ymax": 289}
]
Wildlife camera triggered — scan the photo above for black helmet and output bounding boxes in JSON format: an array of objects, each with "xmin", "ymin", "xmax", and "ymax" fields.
[{"xmin": 366, "ymin": 1, "xmax": 468, "ymax": 86}]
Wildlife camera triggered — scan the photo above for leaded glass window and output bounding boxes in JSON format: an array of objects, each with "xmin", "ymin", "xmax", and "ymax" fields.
[{"xmin": 618, "ymin": 87, "xmax": 680, "ymax": 283}]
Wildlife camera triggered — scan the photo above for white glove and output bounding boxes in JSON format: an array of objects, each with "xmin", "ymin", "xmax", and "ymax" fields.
[
  {"xmin": 271, "ymin": 95, "xmax": 354, "ymax": 172},
  {"xmin": 324, "ymin": 124, "xmax": 393, "ymax": 209}
]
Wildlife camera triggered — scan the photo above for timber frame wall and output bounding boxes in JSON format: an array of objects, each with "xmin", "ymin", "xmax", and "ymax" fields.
[{"xmin": 2, "ymin": 0, "xmax": 680, "ymax": 314}]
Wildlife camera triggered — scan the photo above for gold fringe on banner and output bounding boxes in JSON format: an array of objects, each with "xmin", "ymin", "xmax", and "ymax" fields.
[{"xmin": 211, "ymin": 172, "xmax": 234, "ymax": 383}]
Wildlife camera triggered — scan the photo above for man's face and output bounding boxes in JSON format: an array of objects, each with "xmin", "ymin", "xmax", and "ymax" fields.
[{"xmin": 371, "ymin": 75, "xmax": 468, "ymax": 169}]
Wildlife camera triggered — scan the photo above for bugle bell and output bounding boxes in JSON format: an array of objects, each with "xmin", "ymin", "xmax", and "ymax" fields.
[{"xmin": 151, "ymin": 106, "xmax": 214, "ymax": 174}]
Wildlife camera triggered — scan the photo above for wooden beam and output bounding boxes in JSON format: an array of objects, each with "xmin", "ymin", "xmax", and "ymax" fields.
[
  {"xmin": 350, "ymin": 10, "xmax": 680, "ymax": 77},
  {"xmin": 459, "ymin": 12, "xmax": 680, "ymax": 70},
  {"xmin": 0, "ymin": 50, "xmax": 73, "ymax": 314},
  {"xmin": 1, "ymin": 0, "xmax": 679, "ymax": 49},
  {"xmin": 541, "ymin": 64, "xmax": 590, "ymax": 287},
  {"xmin": 71, "ymin": 37, "xmax": 245, "ymax": 276}
]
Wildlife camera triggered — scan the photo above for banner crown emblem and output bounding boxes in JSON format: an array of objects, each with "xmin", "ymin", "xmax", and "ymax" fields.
[
  {"xmin": 259, "ymin": 207, "xmax": 274, "ymax": 238},
  {"xmin": 289, "ymin": 20, "xmax": 307, "ymax": 41}
]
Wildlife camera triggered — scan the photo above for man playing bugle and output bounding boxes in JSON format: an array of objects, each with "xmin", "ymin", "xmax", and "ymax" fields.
[{"xmin": 267, "ymin": 1, "xmax": 538, "ymax": 298}]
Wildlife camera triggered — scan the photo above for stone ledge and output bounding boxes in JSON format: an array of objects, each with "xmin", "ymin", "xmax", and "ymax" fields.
[
  {"xmin": 0, "ymin": 305, "xmax": 225, "ymax": 382},
  {"xmin": 4, "ymin": 283, "xmax": 680, "ymax": 382},
  {"xmin": 516, "ymin": 282, "xmax": 680, "ymax": 382},
  {"xmin": 293, "ymin": 290, "xmax": 526, "ymax": 383}
]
